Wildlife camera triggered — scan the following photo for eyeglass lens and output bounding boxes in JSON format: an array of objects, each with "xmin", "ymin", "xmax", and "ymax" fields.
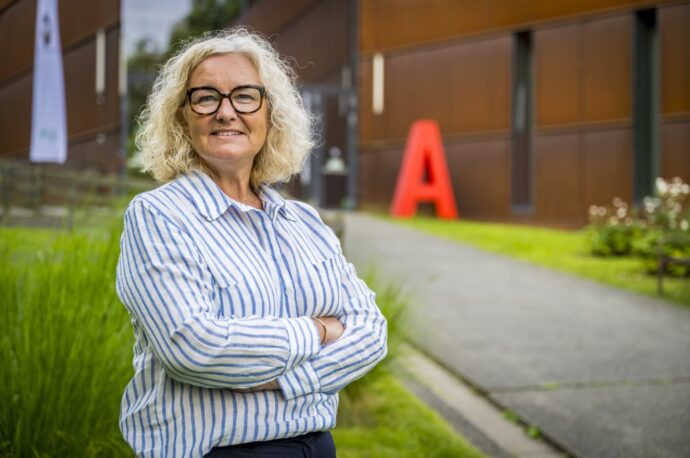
[{"xmin": 189, "ymin": 87, "xmax": 262, "ymax": 114}]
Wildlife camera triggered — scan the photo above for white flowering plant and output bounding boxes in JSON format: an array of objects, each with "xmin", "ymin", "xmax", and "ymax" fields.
[
  {"xmin": 587, "ymin": 177, "xmax": 690, "ymax": 275},
  {"xmin": 587, "ymin": 196, "xmax": 644, "ymax": 256}
]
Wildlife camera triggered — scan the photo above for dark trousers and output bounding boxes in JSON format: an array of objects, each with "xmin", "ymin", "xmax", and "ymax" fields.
[{"xmin": 204, "ymin": 431, "xmax": 336, "ymax": 458}]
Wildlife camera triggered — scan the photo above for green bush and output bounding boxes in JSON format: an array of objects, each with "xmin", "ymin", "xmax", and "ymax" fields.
[
  {"xmin": 588, "ymin": 177, "xmax": 690, "ymax": 277},
  {"xmin": 588, "ymin": 197, "xmax": 645, "ymax": 257}
]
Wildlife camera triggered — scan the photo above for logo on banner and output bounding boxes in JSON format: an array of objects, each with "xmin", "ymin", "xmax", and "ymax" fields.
[{"xmin": 30, "ymin": 0, "xmax": 67, "ymax": 164}]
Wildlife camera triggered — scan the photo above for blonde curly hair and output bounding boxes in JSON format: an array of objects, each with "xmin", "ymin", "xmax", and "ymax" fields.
[{"xmin": 136, "ymin": 28, "xmax": 314, "ymax": 188}]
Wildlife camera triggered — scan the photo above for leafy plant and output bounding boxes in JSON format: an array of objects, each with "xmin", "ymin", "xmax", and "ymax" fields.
[
  {"xmin": 587, "ymin": 197, "xmax": 643, "ymax": 256},
  {"xmin": 587, "ymin": 177, "xmax": 690, "ymax": 276}
]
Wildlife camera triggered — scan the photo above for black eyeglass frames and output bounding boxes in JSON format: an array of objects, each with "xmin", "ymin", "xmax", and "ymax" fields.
[{"xmin": 186, "ymin": 85, "xmax": 266, "ymax": 115}]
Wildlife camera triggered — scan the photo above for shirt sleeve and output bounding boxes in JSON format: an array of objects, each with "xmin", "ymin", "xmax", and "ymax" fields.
[
  {"xmin": 276, "ymin": 209, "xmax": 388, "ymax": 399},
  {"xmin": 116, "ymin": 198, "xmax": 321, "ymax": 389}
]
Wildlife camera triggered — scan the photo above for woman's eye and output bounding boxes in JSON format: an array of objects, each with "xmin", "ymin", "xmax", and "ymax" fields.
[
  {"xmin": 192, "ymin": 94, "xmax": 219, "ymax": 106},
  {"xmin": 235, "ymin": 94, "xmax": 255, "ymax": 101}
]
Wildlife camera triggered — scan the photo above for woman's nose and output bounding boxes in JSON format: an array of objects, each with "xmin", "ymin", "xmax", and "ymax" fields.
[{"xmin": 215, "ymin": 97, "xmax": 237, "ymax": 120}]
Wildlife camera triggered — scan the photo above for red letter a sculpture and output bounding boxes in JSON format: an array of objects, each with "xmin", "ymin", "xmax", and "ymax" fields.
[{"xmin": 390, "ymin": 120, "xmax": 458, "ymax": 219}]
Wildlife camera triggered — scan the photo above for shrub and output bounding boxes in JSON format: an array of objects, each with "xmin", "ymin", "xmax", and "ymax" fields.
[
  {"xmin": 587, "ymin": 197, "xmax": 643, "ymax": 256},
  {"xmin": 587, "ymin": 177, "xmax": 690, "ymax": 276}
]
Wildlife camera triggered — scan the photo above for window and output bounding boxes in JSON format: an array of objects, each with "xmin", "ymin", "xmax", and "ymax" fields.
[
  {"xmin": 512, "ymin": 31, "xmax": 533, "ymax": 212},
  {"xmin": 633, "ymin": 8, "xmax": 659, "ymax": 203}
]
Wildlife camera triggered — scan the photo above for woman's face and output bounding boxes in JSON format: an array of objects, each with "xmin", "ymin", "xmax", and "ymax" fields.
[{"xmin": 183, "ymin": 53, "xmax": 268, "ymax": 179}]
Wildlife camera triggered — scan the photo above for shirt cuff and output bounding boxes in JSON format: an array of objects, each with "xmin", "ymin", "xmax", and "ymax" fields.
[
  {"xmin": 277, "ymin": 362, "xmax": 321, "ymax": 400},
  {"xmin": 281, "ymin": 316, "xmax": 321, "ymax": 369}
]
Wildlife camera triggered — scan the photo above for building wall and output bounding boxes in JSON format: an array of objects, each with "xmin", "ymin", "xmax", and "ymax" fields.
[
  {"xmin": 232, "ymin": 0, "xmax": 349, "ymax": 84},
  {"xmin": 232, "ymin": 0, "xmax": 354, "ymax": 204},
  {"xmin": 359, "ymin": 0, "xmax": 690, "ymax": 227},
  {"xmin": 660, "ymin": 3, "xmax": 690, "ymax": 188},
  {"xmin": 0, "ymin": 0, "xmax": 122, "ymax": 174}
]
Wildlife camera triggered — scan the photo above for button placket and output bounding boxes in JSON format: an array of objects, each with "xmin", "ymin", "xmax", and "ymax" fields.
[{"xmin": 258, "ymin": 211, "xmax": 294, "ymax": 314}]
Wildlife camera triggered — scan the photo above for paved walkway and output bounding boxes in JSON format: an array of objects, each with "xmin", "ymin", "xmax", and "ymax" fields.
[{"xmin": 343, "ymin": 212, "xmax": 690, "ymax": 458}]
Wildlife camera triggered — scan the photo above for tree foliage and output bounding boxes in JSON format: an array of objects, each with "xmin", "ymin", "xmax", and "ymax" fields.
[
  {"xmin": 125, "ymin": 0, "xmax": 241, "ymax": 157},
  {"xmin": 168, "ymin": 0, "xmax": 241, "ymax": 56}
]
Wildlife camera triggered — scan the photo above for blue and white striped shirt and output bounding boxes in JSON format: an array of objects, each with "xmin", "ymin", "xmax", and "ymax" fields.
[{"xmin": 116, "ymin": 170, "xmax": 387, "ymax": 457}]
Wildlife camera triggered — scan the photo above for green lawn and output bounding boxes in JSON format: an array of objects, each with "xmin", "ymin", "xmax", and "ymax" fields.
[
  {"xmin": 334, "ymin": 374, "xmax": 484, "ymax": 458},
  {"xmin": 0, "ymin": 222, "xmax": 483, "ymax": 457},
  {"xmin": 393, "ymin": 216, "xmax": 690, "ymax": 307}
]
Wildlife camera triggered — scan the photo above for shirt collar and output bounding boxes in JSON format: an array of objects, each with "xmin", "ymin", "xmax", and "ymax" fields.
[{"xmin": 182, "ymin": 170, "xmax": 296, "ymax": 222}]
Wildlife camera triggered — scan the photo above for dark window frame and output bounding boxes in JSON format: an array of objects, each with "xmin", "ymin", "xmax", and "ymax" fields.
[{"xmin": 511, "ymin": 30, "xmax": 535, "ymax": 214}]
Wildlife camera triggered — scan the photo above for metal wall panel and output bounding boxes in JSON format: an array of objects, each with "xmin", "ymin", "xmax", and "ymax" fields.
[
  {"xmin": 0, "ymin": 0, "xmax": 119, "ymax": 84},
  {"xmin": 446, "ymin": 40, "xmax": 493, "ymax": 134},
  {"xmin": 535, "ymin": 24, "xmax": 580, "ymax": 126},
  {"xmin": 446, "ymin": 139, "xmax": 511, "ymax": 219},
  {"xmin": 486, "ymin": 0, "xmax": 535, "ymax": 29},
  {"xmin": 59, "ymin": 0, "xmax": 119, "ymax": 48},
  {"xmin": 534, "ymin": 133, "xmax": 585, "ymax": 225},
  {"xmin": 272, "ymin": 0, "xmax": 349, "ymax": 82},
  {"xmin": 583, "ymin": 15, "xmax": 632, "ymax": 122},
  {"xmin": 360, "ymin": 0, "xmax": 486, "ymax": 54},
  {"xmin": 358, "ymin": 148, "xmax": 401, "ymax": 211},
  {"xmin": 582, "ymin": 0, "xmax": 652, "ymax": 11},
  {"xmin": 359, "ymin": 0, "xmax": 672, "ymax": 54},
  {"xmin": 233, "ymin": 0, "xmax": 317, "ymax": 36},
  {"xmin": 0, "ymin": 0, "xmax": 35, "ymax": 83},
  {"xmin": 63, "ymin": 32, "xmax": 120, "ymax": 136},
  {"xmin": 535, "ymin": 0, "xmax": 583, "ymax": 21},
  {"xmin": 661, "ymin": 121, "xmax": 690, "ymax": 182},
  {"xmin": 0, "ymin": 72, "xmax": 31, "ymax": 155},
  {"xmin": 486, "ymin": 35, "xmax": 512, "ymax": 131},
  {"xmin": 582, "ymin": 128, "xmax": 634, "ymax": 206},
  {"xmin": 364, "ymin": 35, "xmax": 511, "ymax": 143},
  {"xmin": 1, "ymin": 29, "xmax": 120, "ymax": 160},
  {"xmin": 660, "ymin": 3, "xmax": 690, "ymax": 114},
  {"xmin": 66, "ymin": 131, "xmax": 121, "ymax": 172},
  {"xmin": 0, "ymin": 0, "xmax": 16, "ymax": 11}
]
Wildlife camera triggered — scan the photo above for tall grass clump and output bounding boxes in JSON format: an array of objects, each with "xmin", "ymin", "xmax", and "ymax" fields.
[
  {"xmin": 0, "ymin": 223, "xmax": 133, "ymax": 457},
  {"xmin": 337, "ymin": 271, "xmax": 410, "ymax": 425}
]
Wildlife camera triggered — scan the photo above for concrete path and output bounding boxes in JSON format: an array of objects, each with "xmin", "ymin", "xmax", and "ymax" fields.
[
  {"xmin": 400, "ymin": 345, "xmax": 563, "ymax": 457},
  {"xmin": 343, "ymin": 212, "xmax": 690, "ymax": 458}
]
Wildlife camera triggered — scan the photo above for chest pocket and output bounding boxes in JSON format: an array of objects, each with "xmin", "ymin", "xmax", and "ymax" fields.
[
  {"xmin": 200, "ymin": 248, "xmax": 281, "ymax": 319},
  {"xmin": 290, "ymin": 250, "xmax": 343, "ymax": 319}
]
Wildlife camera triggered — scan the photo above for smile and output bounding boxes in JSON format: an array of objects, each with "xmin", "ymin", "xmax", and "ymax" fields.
[{"xmin": 212, "ymin": 130, "xmax": 243, "ymax": 136}]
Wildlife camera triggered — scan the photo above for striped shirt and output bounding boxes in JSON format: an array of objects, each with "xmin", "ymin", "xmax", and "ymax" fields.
[{"xmin": 116, "ymin": 170, "xmax": 388, "ymax": 457}]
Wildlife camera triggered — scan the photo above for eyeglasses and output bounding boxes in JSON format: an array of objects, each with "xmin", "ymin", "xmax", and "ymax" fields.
[{"xmin": 186, "ymin": 85, "xmax": 266, "ymax": 115}]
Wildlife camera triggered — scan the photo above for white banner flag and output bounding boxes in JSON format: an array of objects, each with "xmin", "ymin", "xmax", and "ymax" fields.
[{"xmin": 30, "ymin": 0, "xmax": 67, "ymax": 163}]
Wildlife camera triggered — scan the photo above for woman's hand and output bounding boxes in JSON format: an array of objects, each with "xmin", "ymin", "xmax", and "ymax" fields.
[{"xmin": 312, "ymin": 316, "xmax": 345, "ymax": 345}]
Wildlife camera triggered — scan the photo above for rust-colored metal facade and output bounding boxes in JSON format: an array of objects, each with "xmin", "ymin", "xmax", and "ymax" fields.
[
  {"xmin": 359, "ymin": 0, "xmax": 690, "ymax": 227},
  {"xmin": 232, "ymin": 0, "xmax": 354, "ymax": 207},
  {"xmin": 238, "ymin": 0, "xmax": 690, "ymax": 227},
  {"xmin": 0, "ymin": 0, "xmax": 122, "ymax": 174},
  {"xmin": 4, "ymin": 1, "xmax": 684, "ymax": 225}
]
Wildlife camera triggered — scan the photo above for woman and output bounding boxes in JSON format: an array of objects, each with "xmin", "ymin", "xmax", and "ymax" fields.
[{"xmin": 116, "ymin": 28, "xmax": 387, "ymax": 457}]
